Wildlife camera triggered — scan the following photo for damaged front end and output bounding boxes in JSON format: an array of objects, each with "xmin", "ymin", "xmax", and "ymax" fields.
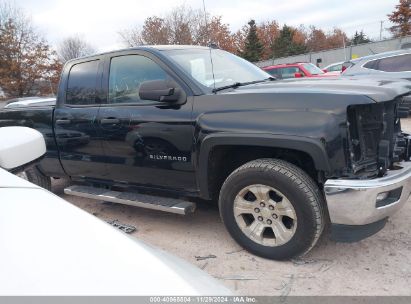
[
  {"xmin": 324, "ymin": 92, "xmax": 411, "ymax": 241},
  {"xmin": 345, "ymin": 94, "xmax": 411, "ymax": 178}
]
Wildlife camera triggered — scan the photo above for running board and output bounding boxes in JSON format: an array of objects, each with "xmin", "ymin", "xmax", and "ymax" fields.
[{"xmin": 64, "ymin": 185, "xmax": 196, "ymax": 215}]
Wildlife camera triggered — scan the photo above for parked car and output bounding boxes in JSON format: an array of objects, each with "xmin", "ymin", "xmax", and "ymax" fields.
[
  {"xmin": 0, "ymin": 126, "xmax": 231, "ymax": 295},
  {"xmin": 262, "ymin": 62, "xmax": 340, "ymax": 79},
  {"xmin": 1, "ymin": 45, "xmax": 411, "ymax": 260},
  {"xmin": 341, "ymin": 49, "xmax": 411, "ymax": 112},
  {"xmin": 341, "ymin": 49, "xmax": 411, "ymax": 79},
  {"xmin": 4, "ymin": 97, "xmax": 56, "ymax": 109},
  {"xmin": 323, "ymin": 61, "xmax": 344, "ymax": 73}
]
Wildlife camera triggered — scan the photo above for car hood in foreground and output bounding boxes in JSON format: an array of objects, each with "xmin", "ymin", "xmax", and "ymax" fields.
[
  {"xmin": 0, "ymin": 170, "xmax": 231, "ymax": 296},
  {"xmin": 224, "ymin": 77, "xmax": 411, "ymax": 102},
  {"xmin": 0, "ymin": 168, "xmax": 38, "ymax": 188}
]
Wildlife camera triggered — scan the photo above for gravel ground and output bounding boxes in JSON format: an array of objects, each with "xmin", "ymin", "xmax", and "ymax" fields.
[{"xmin": 55, "ymin": 118, "xmax": 411, "ymax": 296}]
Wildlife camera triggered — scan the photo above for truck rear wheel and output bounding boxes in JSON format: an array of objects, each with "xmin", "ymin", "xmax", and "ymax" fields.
[
  {"xmin": 218, "ymin": 158, "xmax": 325, "ymax": 260},
  {"xmin": 17, "ymin": 166, "xmax": 51, "ymax": 191}
]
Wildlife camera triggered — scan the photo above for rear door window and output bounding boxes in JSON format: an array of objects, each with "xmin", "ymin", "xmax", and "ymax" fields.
[
  {"xmin": 66, "ymin": 60, "xmax": 100, "ymax": 105},
  {"xmin": 363, "ymin": 59, "xmax": 378, "ymax": 70},
  {"xmin": 375, "ymin": 54, "xmax": 411, "ymax": 72}
]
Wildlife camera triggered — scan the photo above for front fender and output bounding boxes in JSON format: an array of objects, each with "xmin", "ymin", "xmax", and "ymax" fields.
[{"xmin": 196, "ymin": 133, "xmax": 330, "ymax": 199}]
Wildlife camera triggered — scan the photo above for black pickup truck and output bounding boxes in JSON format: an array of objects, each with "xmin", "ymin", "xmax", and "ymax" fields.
[{"xmin": 2, "ymin": 45, "xmax": 411, "ymax": 260}]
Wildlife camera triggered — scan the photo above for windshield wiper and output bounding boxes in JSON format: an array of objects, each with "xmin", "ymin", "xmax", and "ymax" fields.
[{"xmin": 212, "ymin": 77, "xmax": 275, "ymax": 93}]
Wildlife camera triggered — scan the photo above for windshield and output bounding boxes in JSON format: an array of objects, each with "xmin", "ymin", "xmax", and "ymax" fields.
[
  {"xmin": 303, "ymin": 63, "xmax": 324, "ymax": 75},
  {"xmin": 162, "ymin": 48, "xmax": 271, "ymax": 90}
]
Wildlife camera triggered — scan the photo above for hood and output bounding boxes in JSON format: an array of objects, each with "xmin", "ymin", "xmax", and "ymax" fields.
[
  {"xmin": 0, "ymin": 168, "xmax": 39, "ymax": 189},
  {"xmin": 0, "ymin": 185, "xmax": 231, "ymax": 295},
  {"xmin": 223, "ymin": 77, "xmax": 411, "ymax": 103}
]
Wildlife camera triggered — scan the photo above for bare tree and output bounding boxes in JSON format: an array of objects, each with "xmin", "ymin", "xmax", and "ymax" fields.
[
  {"xmin": 0, "ymin": 2, "xmax": 61, "ymax": 97},
  {"xmin": 118, "ymin": 4, "xmax": 238, "ymax": 53},
  {"xmin": 57, "ymin": 34, "xmax": 96, "ymax": 62},
  {"xmin": 118, "ymin": 4, "xmax": 354, "ymax": 61},
  {"xmin": 119, "ymin": 5, "xmax": 199, "ymax": 46},
  {"xmin": 388, "ymin": 0, "xmax": 411, "ymax": 37},
  {"xmin": 232, "ymin": 24, "xmax": 248, "ymax": 55},
  {"xmin": 119, "ymin": 16, "xmax": 171, "ymax": 47},
  {"xmin": 142, "ymin": 17, "xmax": 170, "ymax": 45},
  {"xmin": 118, "ymin": 27, "xmax": 144, "ymax": 47},
  {"xmin": 306, "ymin": 26, "xmax": 328, "ymax": 52},
  {"xmin": 166, "ymin": 5, "xmax": 197, "ymax": 45},
  {"xmin": 257, "ymin": 20, "xmax": 280, "ymax": 60},
  {"xmin": 326, "ymin": 28, "xmax": 349, "ymax": 49}
]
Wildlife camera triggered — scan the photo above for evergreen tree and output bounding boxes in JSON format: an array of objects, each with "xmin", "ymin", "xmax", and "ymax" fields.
[
  {"xmin": 388, "ymin": 0, "xmax": 411, "ymax": 37},
  {"xmin": 271, "ymin": 25, "xmax": 307, "ymax": 58},
  {"xmin": 241, "ymin": 20, "xmax": 263, "ymax": 62},
  {"xmin": 351, "ymin": 30, "xmax": 371, "ymax": 45}
]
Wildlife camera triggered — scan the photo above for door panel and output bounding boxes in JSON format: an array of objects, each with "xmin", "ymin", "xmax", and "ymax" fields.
[
  {"xmin": 55, "ymin": 59, "xmax": 108, "ymax": 179},
  {"xmin": 98, "ymin": 53, "xmax": 196, "ymax": 191},
  {"xmin": 54, "ymin": 107, "xmax": 108, "ymax": 178},
  {"xmin": 98, "ymin": 104, "xmax": 195, "ymax": 191}
]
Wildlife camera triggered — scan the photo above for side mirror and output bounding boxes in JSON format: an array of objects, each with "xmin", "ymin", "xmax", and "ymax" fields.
[
  {"xmin": 0, "ymin": 127, "xmax": 46, "ymax": 170},
  {"xmin": 294, "ymin": 72, "xmax": 303, "ymax": 78},
  {"xmin": 322, "ymin": 69, "xmax": 328, "ymax": 73},
  {"xmin": 139, "ymin": 79, "xmax": 180, "ymax": 102}
]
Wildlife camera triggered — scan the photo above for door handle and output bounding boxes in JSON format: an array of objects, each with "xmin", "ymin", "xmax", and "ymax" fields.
[
  {"xmin": 56, "ymin": 119, "xmax": 71, "ymax": 125},
  {"xmin": 100, "ymin": 118, "xmax": 120, "ymax": 124}
]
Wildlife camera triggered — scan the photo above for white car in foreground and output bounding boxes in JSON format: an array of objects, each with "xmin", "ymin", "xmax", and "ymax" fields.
[{"xmin": 0, "ymin": 127, "xmax": 231, "ymax": 296}]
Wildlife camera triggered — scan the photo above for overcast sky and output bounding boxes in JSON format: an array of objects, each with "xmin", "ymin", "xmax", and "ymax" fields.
[{"xmin": 15, "ymin": 0, "xmax": 400, "ymax": 51}]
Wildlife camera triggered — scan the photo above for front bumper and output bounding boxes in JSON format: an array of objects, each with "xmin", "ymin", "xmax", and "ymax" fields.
[{"xmin": 324, "ymin": 161, "xmax": 411, "ymax": 226}]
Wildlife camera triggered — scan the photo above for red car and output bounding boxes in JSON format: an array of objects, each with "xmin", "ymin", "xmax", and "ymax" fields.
[{"xmin": 262, "ymin": 62, "xmax": 340, "ymax": 79}]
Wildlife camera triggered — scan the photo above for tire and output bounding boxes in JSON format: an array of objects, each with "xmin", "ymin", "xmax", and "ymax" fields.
[
  {"xmin": 17, "ymin": 166, "xmax": 51, "ymax": 191},
  {"xmin": 218, "ymin": 158, "xmax": 325, "ymax": 260}
]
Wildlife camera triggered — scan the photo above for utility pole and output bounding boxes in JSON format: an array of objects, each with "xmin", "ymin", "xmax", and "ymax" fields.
[
  {"xmin": 379, "ymin": 20, "xmax": 384, "ymax": 41},
  {"xmin": 343, "ymin": 36, "xmax": 347, "ymax": 60}
]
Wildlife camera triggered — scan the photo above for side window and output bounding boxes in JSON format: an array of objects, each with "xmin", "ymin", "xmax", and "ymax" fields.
[
  {"xmin": 266, "ymin": 68, "xmax": 281, "ymax": 78},
  {"xmin": 363, "ymin": 59, "xmax": 379, "ymax": 70},
  {"xmin": 66, "ymin": 60, "xmax": 99, "ymax": 105},
  {"xmin": 376, "ymin": 54, "xmax": 411, "ymax": 72},
  {"xmin": 329, "ymin": 64, "xmax": 342, "ymax": 72},
  {"xmin": 281, "ymin": 67, "xmax": 299, "ymax": 79},
  {"xmin": 109, "ymin": 55, "xmax": 168, "ymax": 104}
]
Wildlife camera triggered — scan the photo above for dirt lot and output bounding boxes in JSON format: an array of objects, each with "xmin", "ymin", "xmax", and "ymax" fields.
[{"xmin": 56, "ymin": 119, "xmax": 411, "ymax": 296}]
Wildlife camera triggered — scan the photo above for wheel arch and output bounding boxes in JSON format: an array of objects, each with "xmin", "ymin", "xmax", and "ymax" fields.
[{"xmin": 197, "ymin": 133, "xmax": 330, "ymax": 200}]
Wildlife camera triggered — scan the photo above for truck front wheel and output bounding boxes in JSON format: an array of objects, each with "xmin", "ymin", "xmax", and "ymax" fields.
[
  {"xmin": 16, "ymin": 166, "xmax": 51, "ymax": 191},
  {"xmin": 218, "ymin": 158, "xmax": 325, "ymax": 260}
]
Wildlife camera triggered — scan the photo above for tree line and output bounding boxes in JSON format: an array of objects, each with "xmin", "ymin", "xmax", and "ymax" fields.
[
  {"xmin": 0, "ymin": 0, "xmax": 409, "ymax": 99},
  {"xmin": 118, "ymin": 5, "xmax": 354, "ymax": 63},
  {"xmin": 119, "ymin": 1, "xmax": 410, "ymax": 63}
]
